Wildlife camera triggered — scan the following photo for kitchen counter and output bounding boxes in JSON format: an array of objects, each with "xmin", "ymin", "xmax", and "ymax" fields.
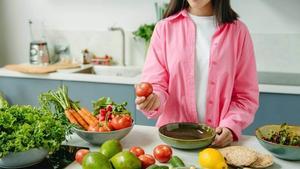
[
  {"xmin": 1, "ymin": 67, "xmax": 300, "ymax": 94},
  {"xmin": 64, "ymin": 125, "xmax": 300, "ymax": 169}
]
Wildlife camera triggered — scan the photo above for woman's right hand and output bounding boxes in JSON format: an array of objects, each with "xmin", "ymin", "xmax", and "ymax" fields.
[{"xmin": 135, "ymin": 93, "xmax": 160, "ymax": 112}]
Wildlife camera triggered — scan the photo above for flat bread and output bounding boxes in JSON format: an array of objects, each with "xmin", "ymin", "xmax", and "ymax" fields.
[
  {"xmin": 219, "ymin": 146, "xmax": 258, "ymax": 167},
  {"xmin": 250, "ymin": 153, "xmax": 273, "ymax": 168}
]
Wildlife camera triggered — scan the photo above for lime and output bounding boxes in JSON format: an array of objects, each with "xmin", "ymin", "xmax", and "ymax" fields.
[
  {"xmin": 82, "ymin": 152, "xmax": 112, "ymax": 169},
  {"xmin": 99, "ymin": 139, "xmax": 123, "ymax": 159},
  {"xmin": 110, "ymin": 151, "xmax": 141, "ymax": 169}
]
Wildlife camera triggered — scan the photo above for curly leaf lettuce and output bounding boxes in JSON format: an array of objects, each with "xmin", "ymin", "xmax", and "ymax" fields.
[{"xmin": 0, "ymin": 105, "xmax": 66, "ymax": 158}]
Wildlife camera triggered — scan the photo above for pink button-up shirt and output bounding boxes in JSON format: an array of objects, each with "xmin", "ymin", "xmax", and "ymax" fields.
[{"xmin": 140, "ymin": 10, "xmax": 259, "ymax": 140}]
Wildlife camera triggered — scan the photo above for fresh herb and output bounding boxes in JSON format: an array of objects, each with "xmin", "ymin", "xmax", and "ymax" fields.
[
  {"xmin": 92, "ymin": 97, "xmax": 131, "ymax": 116},
  {"xmin": 0, "ymin": 105, "xmax": 67, "ymax": 158},
  {"xmin": 133, "ymin": 24, "xmax": 155, "ymax": 43},
  {"xmin": 263, "ymin": 123, "xmax": 300, "ymax": 146}
]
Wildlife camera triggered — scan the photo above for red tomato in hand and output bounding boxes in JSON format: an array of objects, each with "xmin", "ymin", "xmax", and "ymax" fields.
[
  {"xmin": 153, "ymin": 145, "xmax": 172, "ymax": 163},
  {"xmin": 129, "ymin": 146, "xmax": 145, "ymax": 157},
  {"xmin": 111, "ymin": 115, "xmax": 132, "ymax": 130},
  {"xmin": 135, "ymin": 82, "xmax": 153, "ymax": 97},
  {"xmin": 138, "ymin": 154, "xmax": 155, "ymax": 169},
  {"xmin": 75, "ymin": 149, "xmax": 89, "ymax": 164}
]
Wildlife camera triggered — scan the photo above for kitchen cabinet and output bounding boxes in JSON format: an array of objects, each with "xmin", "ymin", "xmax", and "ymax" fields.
[
  {"xmin": 0, "ymin": 77, "xmax": 60, "ymax": 106},
  {"xmin": 1, "ymin": 76, "xmax": 300, "ymax": 135},
  {"xmin": 244, "ymin": 92, "xmax": 300, "ymax": 135}
]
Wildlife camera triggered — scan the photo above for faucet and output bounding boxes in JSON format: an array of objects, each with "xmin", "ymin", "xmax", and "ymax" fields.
[{"xmin": 108, "ymin": 27, "xmax": 125, "ymax": 66}]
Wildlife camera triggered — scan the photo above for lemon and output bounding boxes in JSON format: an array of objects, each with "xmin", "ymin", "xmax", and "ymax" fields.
[{"xmin": 198, "ymin": 148, "xmax": 228, "ymax": 169}]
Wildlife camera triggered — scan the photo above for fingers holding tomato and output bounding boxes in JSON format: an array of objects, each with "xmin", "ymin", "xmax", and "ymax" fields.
[{"xmin": 136, "ymin": 93, "xmax": 160, "ymax": 112}]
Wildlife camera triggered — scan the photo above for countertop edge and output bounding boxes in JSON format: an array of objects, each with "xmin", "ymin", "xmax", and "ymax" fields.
[{"xmin": 1, "ymin": 69, "xmax": 300, "ymax": 94}]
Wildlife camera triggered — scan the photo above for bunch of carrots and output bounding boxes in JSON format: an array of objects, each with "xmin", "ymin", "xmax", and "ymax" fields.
[{"xmin": 39, "ymin": 85, "xmax": 98, "ymax": 130}]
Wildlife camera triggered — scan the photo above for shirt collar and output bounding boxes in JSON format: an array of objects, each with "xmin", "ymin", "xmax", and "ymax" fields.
[{"xmin": 165, "ymin": 9, "xmax": 189, "ymax": 21}]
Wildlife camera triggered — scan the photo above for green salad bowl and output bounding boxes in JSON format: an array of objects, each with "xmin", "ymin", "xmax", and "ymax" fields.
[
  {"xmin": 256, "ymin": 124, "xmax": 300, "ymax": 161},
  {"xmin": 159, "ymin": 122, "xmax": 216, "ymax": 149}
]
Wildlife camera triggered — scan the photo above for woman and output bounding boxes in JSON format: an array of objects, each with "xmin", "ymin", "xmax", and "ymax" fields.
[{"xmin": 136, "ymin": 0, "xmax": 259, "ymax": 147}]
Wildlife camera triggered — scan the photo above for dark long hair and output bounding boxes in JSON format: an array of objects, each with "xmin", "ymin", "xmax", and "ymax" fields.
[{"xmin": 163, "ymin": 0, "xmax": 239, "ymax": 25}]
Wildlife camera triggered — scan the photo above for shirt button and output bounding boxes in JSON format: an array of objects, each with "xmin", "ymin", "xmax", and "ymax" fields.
[
  {"xmin": 212, "ymin": 61, "xmax": 217, "ymax": 65},
  {"xmin": 210, "ymin": 81, "xmax": 216, "ymax": 85},
  {"xmin": 208, "ymin": 100, "xmax": 213, "ymax": 104},
  {"xmin": 207, "ymin": 119, "xmax": 212, "ymax": 123}
]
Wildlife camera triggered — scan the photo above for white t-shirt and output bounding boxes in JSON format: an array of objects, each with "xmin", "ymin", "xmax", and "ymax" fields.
[{"xmin": 188, "ymin": 13, "xmax": 216, "ymax": 122}]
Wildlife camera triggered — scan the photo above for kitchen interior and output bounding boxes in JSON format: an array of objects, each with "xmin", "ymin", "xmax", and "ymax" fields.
[{"xmin": 0, "ymin": 0, "xmax": 300, "ymax": 169}]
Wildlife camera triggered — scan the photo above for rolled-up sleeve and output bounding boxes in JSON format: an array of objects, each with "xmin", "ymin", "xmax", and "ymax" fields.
[
  {"xmin": 219, "ymin": 26, "xmax": 259, "ymax": 140},
  {"xmin": 140, "ymin": 21, "xmax": 169, "ymax": 119}
]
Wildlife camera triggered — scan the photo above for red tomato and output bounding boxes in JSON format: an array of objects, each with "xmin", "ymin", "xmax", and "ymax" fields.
[
  {"xmin": 111, "ymin": 115, "xmax": 132, "ymax": 130},
  {"xmin": 88, "ymin": 125, "xmax": 99, "ymax": 132},
  {"xmin": 75, "ymin": 149, "xmax": 89, "ymax": 164},
  {"xmin": 138, "ymin": 154, "xmax": 155, "ymax": 169},
  {"xmin": 135, "ymin": 82, "xmax": 153, "ymax": 97},
  {"xmin": 129, "ymin": 146, "xmax": 145, "ymax": 157},
  {"xmin": 153, "ymin": 145, "xmax": 172, "ymax": 163}
]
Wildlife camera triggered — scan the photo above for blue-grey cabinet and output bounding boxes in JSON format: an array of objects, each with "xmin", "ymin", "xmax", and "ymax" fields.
[
  {"xmin": 0, "ymin": 77, "xmax": 60, "ymax": 106},
  {"xmin": 1, "ymin": 76, "xmax": 299, "ymax": 134},
  {"xmin": 243, "ymin": 93, "xmax": 300, "ymax": 135}
]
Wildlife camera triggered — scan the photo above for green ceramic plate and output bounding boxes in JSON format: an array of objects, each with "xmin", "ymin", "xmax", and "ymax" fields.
[
  {"xmin": 159, "ymin": 122, "xmax": 216, "ymax": 149},
  {"xmin": 256, "ymin": 124, "xmax": 300, "ymax": 161}
]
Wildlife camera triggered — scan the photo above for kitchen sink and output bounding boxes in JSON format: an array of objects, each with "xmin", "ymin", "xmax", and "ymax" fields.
[
  {"xmin": 73, "ymin": 65, "xmax": 142, "ymax": 77},
  {"xmin": 258, "ymin": 71, "xmax": 300, "ymax": 86}
]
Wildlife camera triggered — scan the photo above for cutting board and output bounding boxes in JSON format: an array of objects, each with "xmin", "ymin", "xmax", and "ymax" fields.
[{"xmin": 4, "ymin": 63, "xmax": 81, "ymax": 74}]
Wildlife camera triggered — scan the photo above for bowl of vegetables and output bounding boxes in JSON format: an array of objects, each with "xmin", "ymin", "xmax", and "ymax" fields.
[
  {"xmin": 72, "ymin": 97, "xmax": 134, "ymax": 145},
  {"xmin": 256, "ymin": 123, "xmax": 300, "ymax": 160},
  {"xmin": 159, "ymin": 122, "xmax": 216, "ymax": 149},
  {"xmin": 0, "ymin": 104, "xmax": 67, "ymax": 168}
]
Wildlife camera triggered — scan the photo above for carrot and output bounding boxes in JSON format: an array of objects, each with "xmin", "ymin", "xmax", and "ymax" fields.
[
  {"xmin": 64, "ymin": 110, "xmax": 79, "ymax": 125},
  {"xmin": 81, "ymin": 108, "xmax": 98, "ymax": 125},
  {"xmin": 69, "ymin": 109, "xmax": 89, "ymax": 130},
  {"xmin": 77, "ymin": 109, "xmax": 97, "ymax": 127}
]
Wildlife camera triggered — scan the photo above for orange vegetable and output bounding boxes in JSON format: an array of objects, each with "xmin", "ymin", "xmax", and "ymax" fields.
[
  {"xmin": 69, "ymin": 109, "xmax": 89, "ymax": 130},
  {"xmin": 65, "ymin": 110, "xmax": 79, "ymax": 125}
]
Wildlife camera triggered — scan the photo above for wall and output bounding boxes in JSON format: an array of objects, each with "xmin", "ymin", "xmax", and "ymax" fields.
[
  {"xmin": 0, "ymin": 0, "xmax": 300, "ymax": 71},
  {"xmin": 0, "ymin": 2, "xmax": 5, "ymax": 67},
  {"xmin": 232, "ymin": 0, "xmax": 300, "ymax": 73}
]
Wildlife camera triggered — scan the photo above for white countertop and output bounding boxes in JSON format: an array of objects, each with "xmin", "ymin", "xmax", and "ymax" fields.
[
  {"xmin": 1, "ymin": 67, "xmax": 300, "ymax": 94},
  {"xmin": 0, "ymin": 67, "xmax": 140, "ymax": 85},
  {"xmin": 64, "ymin": 125, "xmax": 300, "ymax": 169}
]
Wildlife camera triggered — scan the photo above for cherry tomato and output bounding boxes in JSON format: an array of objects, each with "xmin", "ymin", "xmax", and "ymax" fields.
[
  {"xmin": 135, "ymin": 82, "xmax": 153, "ymax": 97},
  {"xmin": 88, "ymin": 125, "xmax": 99, "ymax": 132},
  {"xmin": 129, "ymin": 146, "xmax": 145, "ymax": 157},
  {"xmin": 111, "ymin": 115, "xmax": 132, "ymax": 130},
  {"xmin": 75, "ymin": 149, "xmax": 89, "ymax": 164},
  {"xmin": 153, "ymin": 145, "xmax": 172, "ymax": 163},
  {"xmin": 138, "ymin": 154, "xmax": 155, "ymax": 169}
]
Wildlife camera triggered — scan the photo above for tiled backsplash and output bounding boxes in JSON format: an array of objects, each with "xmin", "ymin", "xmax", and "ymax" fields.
[
  {"xmin": 252, "ymin": 33, "xmax": 300, "ymax": 73},
  {"xmin": 45, "ymin": 30, "xmax": 147, "ymax": 66}
]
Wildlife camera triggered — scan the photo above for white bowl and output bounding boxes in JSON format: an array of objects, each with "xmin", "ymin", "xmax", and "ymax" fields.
[
  {"xmin": 0, "ymin": 148, "xmax": 48, "ymax": 168},
  {"xmin": 74, "ymin": 124, "xmax": 134, "ymax": 145}
]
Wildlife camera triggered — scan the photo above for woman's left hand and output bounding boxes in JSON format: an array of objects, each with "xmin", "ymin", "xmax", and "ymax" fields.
[{"xmin": 212, "ymin": 127, "xmax": 234, "ymax": 147}]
